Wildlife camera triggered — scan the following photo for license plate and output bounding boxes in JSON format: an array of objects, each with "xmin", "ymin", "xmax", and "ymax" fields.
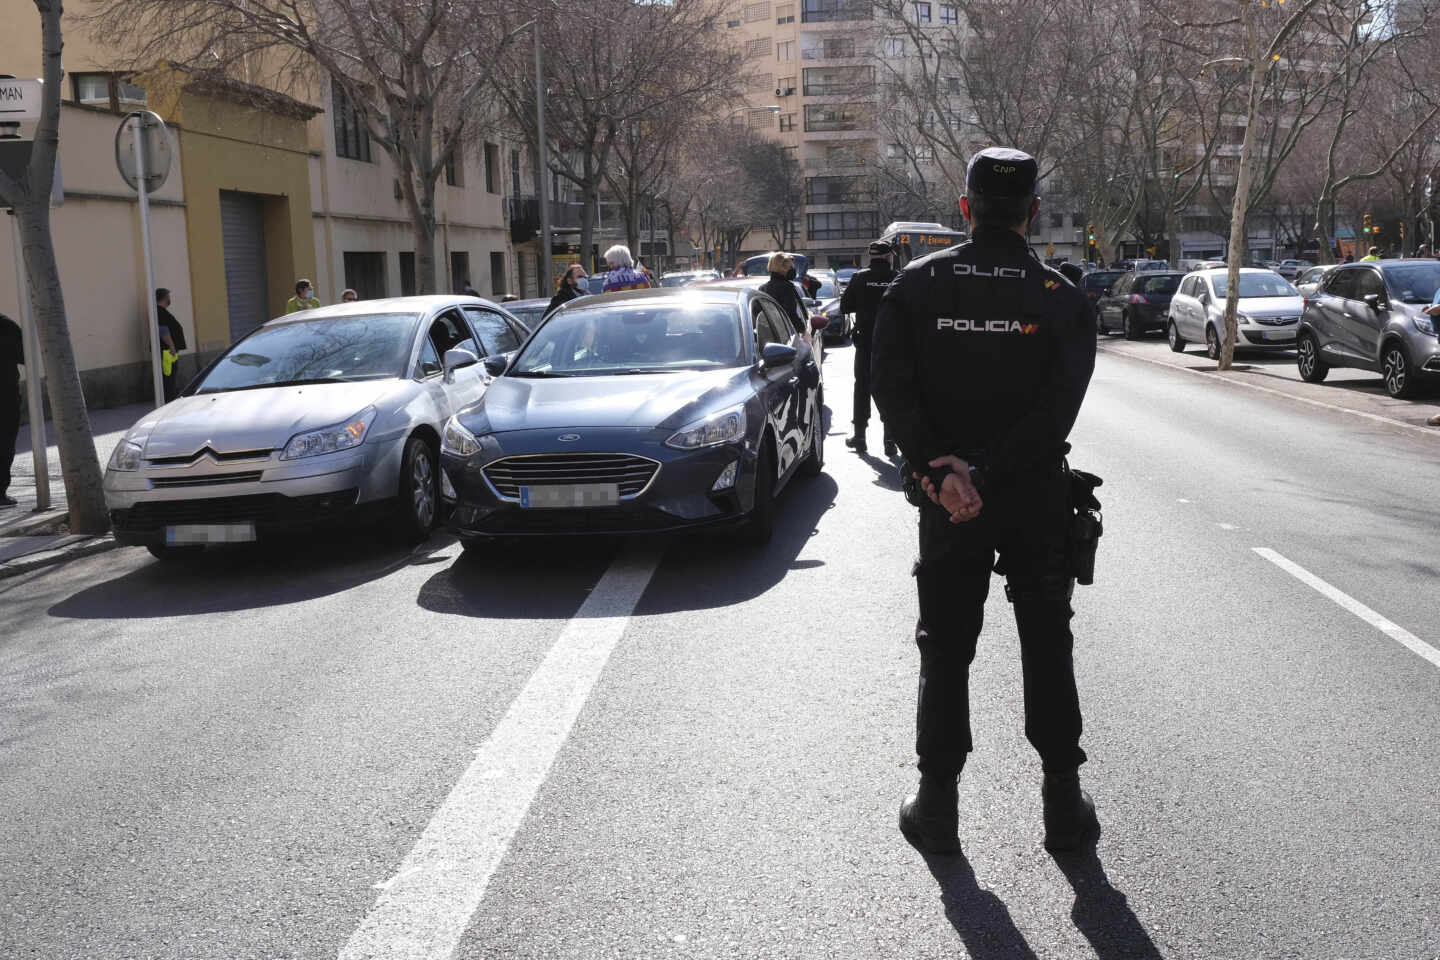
[
  {"xmin": 519, "ymin": 484, "xmax": 620, "ymax": 509},
  {"xmin": 165, "ymin": 523, "xmax": 257, "ymax": 545}
]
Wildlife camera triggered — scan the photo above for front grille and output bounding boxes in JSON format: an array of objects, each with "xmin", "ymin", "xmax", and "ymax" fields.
[
  {"xmin": 1254, "ymin": 315, "xmax": 1299, "ymax": 326},
  {"xmin": 1243, "ymin": 330, "xmax": 1295, "ymax": 344},
  {"xmin": 483, "ymin": 454, "xmax": 660, "ymax": 501},
  {"xmin": 146, "ymin": 447, "xmax": 272, "ymax": 465},
  {"xmin": 151, "ymin": 471, "xmax": 263, "ymax": 489},
  {"xmin": 112, "ymin": 489, "xmax": 360, "ymax": 533}
]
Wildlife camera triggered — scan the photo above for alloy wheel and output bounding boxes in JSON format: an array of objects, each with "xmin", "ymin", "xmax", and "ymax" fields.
[
  {"xmin": 1206, "ymin": 326, "xmax": 1220, "ymax": 361},
  {"xmin": 1384, "ymin": 347, "xmax": 1407, "ymax": 396},
  {"xmin": 412, "ymin": 448, "xmax": 436, "ymax": 528},
  {"xmin": 1298, "ymin": 338, "xmax": 1316, "ymax": 377}
]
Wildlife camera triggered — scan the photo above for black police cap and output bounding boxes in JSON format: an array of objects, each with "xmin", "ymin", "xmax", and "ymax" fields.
[
  {"xmin": 868, "ymin": 240, "xmax": 893, "ymax": 256},
  {"xmin": 966, "ymin": 147, "xmax": 1038, "ymax": 199}
]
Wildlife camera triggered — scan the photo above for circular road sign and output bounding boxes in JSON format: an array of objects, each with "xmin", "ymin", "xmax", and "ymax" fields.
[{"xmin": 114, "ymin": 110, "xmax": 174, "ymax": 192}]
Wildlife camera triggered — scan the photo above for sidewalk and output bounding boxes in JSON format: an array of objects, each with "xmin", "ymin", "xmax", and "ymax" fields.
[{"xmin": 1, "ymin": 402, "xmax": 149, "ymax": 574}]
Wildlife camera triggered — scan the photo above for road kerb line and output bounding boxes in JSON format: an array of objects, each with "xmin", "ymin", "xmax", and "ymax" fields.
[
  {"xmin": 1252, "ymin": 547, "xmax": 1440, "ymax": 671},
  {"xmin": 338, "ymin": 542, "xmax": 664, "ymax": 960},
  {"xmin": 1098, "ymin": 345, "xmax": 1440, "ymax": 439}
]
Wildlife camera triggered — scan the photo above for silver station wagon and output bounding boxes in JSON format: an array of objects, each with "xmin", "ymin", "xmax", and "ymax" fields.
[{"xmin": 104, "ymin": 295, "xmax": 529, "ymax": 559}]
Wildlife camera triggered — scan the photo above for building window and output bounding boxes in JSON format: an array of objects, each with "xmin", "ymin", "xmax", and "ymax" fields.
[
  {"xmin": 777, "ymin": 40, "xmax": 794, "ymax": 61},
  {"xmin": 882, "ymin": 36, "xmax": 905, "ymax": 57},
  {"xmin": 749, "ymin": 108, "xmax": 776, "ymax": 130},
  {"xmin": 807, "ymin": 175, "xmax": 869, "ymax": 204},
  {"xmin": 802, "ymin": 36, "xmax": 857, "ymax": 59},
  {"xmin": 445, "ymin": 140, "xmax": 463, "ymax": 187},
  {"xmin": 808, "ymin": 210, "xmax": 879, "ymax": 240},
  {"xmin": 332, "ymin": 79, "xmax": 372, "ymax": 162},
  {"xmin": 802, "ymin": 0, "xmax": 873, "ymax": 23},
  {"xmin": 1049, "ymin": 212, "xmax": 1064, "ymax": 229},
  {"xmin": 776, "ymin": 3, "xmax": 795, "ymax": 22},
  {"xmin": 451, "ymin": 251, "xmax": 471, "ymax": 293},
  {"xmin": 490, "ymin": 252, "xmax": 506, "ymax": 295},
  {"xmin": 803, "ymin": 66, "xmax": 872, "ymax": 97},
  {"xmin": 400, "ymin": 252, "xmax": 416, "ymax": 297},
  {"xmin": 746, "ymin": 37, "xmax": 773, "ymax": 58},
  {"xmin": 804, "ymin": 102, "xmax": 866, "ymax": 132},
  {"xmin": 484, "ymin": 143, "xmax": 500, "ymax": 193},
  {"xmin": 71, "ymin": 73, "xmax": 147, "ymax": 113},
  {"xmin": 914, "ymin": 2, "xmax": 932, "ymax": 22},
  {"xmin": 511, "ymin": 149, "xmax": 522, "ymax": 197},
  {"xmin": 779, "ymin": 113, "xmax": 797, "ymax": 132},
  {"xmin": 744, "ymin": 2, "xmax": 771, "ymax": 21},
  {"xmin": 778, "ymin": 75, "xmax": 797, "ymax": 96},
  {"xmin": 886, "ymin": 142, "xmax": 905, "ymax": 159},
  {"xmin": 343, "ymin": 252, "xmax": 387, "ymax": 299},
  {"xmin": 940, "ymin": 4, "xmax": 958, "ymax": 24},
  {"xmin": 727, "ymin": 18, "xmax": 741, "ymax": 27}
]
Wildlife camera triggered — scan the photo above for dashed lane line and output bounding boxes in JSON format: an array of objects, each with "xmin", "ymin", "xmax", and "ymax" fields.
[
  {"xmin": 1253, "ymin": 547, "xmax": 1440, "ymax": 671},
  {"xmin": 338, "ymin": 541, "xmax": 664, "ymax": 960}
]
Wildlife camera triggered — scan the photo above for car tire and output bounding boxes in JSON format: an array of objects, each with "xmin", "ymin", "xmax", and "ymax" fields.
[
  {"xmin": 393, "ymin": 435, "xmax": 439, "ymax": 544},
  {"xmin": 1122, "ymin": 312, "xmax": 1139, "ymax": 340},
  {"xmin": 1205, "ymin": 325, "xmax": 1221, "ymax": 361},
  {"xmin": 1096, "ymin": 309, "xmax": 1107, "ymax": 335},
  {"xmin": 146, "ymin": 543, "xmax": 204, "ymax": 563},
  {"xmin": 1382, "ymin": 341, "xmax": 1417, "ymax": 398},
  {"xmin": 800, "ymin": 393, "xmax": 824, "ymax": 477},
  {"xmin": 1167, "ymin": 320, "xmax": 1187, "ymax": 352},
  {"xmin": 1296, "ymin": 332, "xmax": 1329, "ymax": 383},
  {"xmin": 739, "ymin": 439, "xmax": 776, "ymax": 547}
]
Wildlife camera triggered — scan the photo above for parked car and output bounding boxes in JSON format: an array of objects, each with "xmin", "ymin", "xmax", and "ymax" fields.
[
  {"xmin": 835, "ymin": 267, "xmax": 859, "ymax": 287},
  {"xmin": 1294, "ymin": 264, "xmax": 1336, "ymax": 298},
  {"xmin": 1295, "ymin": 260, "xmax": 1440, "ymax": 398},
  {"xmin": 1275, "ymin": 259, "xmax": 1312, "ymax": 281},
  {"xmin": 816, "ymin": 297, "xmax": 849, "ymax": 342},
  {"xmin": 105, "ymin": 296, "xmax": 532, "ymax": 559},
  {"xmin": 659, "ymin": 269, "xmax": 721, "ymax": 288},
  {"xmin": 1081, "ymin": 270, "xmax": 1126, "ymax": 325},
  {"xmin": 741, "ymin": 252, "xmax": 811, "ymax": 277},
  {"xmin": 1096, "ymin": 271, "xmax": 1185, "ymax": 339},
  {"xmin": 503, "ymin": 297, "xmax": 552, "ymax": 330},
  {"xmin": 440, "ymin": 286, "xmax": 825, "ymax": 545},
  {"xmin": 1166, "ymin": 269, "xmax": 1304, "ymax": 359}
]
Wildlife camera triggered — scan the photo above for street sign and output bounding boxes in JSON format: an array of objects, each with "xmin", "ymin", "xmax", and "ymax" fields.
[
  {"xmin": 0, "ymin": 78, "xmax": 42, "ymax": 121},
  {"xmin": 114, "ymin": 111, "xmax": 174, "ymax": 192}
]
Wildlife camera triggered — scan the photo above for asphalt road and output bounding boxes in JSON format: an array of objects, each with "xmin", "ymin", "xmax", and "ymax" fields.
[{"xmin": 4, "ymin": 335, "xmax": 1440, "ymax": 959}]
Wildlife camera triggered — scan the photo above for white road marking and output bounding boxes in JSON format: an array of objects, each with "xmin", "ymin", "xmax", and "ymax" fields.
[
  {"xmin": 1217, "ymin": 523, "xmax": 1237, "ymax": 530},
  {"xmin": 339, "ymin": 542, "xmax": 664, "ymax": 960},
  {"xmin": 1253, "ymin": 547, "xmax": 1440, "ymax": 670},
  {"xmin": 1177, "ymin": 498, "xmax": 1192, "ymax": 503},
  {"xmin": 1100, "ymin": 346, "xmax": 1440, "ymax": 439}
]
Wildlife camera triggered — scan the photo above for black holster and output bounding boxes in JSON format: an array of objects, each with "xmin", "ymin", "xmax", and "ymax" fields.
[{"xmin": 1065, "ymin": 464, "xmax": 1104, "ymax": 586}]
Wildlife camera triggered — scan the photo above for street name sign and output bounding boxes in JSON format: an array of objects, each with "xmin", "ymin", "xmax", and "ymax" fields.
[{"xmin": 0, "ymin": 78, "xmax": 42, "ymax": 121}]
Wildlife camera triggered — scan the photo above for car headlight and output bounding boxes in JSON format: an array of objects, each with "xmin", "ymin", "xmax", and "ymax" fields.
[
  {"xmin": 1414, "ymin": 313, "xmax": 1435, "ymax": 336},
  {"xmin": 108, "ymin": 439, "xmax": 143, "ymax": 472},
  {"xmin": 1236, "ymin": 312, "xmax": 1251, "ymax": 324},
  {"xmin": 280, "ymin": 407, "xmax": 376, "ymax": 460},
  {"xmin": 665, "ymin": 404, "xmax": 747, "ymax": 450},
  {"xmin": 441, "ymin": 416, "xmax": 481, "ymax": 457}
]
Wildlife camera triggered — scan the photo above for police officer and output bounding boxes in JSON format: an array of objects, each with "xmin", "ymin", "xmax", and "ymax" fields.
[
  {"xmin": 839, "ymin": 240, "xmax": 897, "ymax": 456},
  {"xmin": 0, "ymin": 312, "xmax": 23, "ymax": 508},
  {"xmin": 871, "ymin": 147, "xmax": 1099, "ymax": 856}
]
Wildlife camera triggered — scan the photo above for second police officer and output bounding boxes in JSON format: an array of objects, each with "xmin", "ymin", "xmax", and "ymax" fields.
[
  {"xmin": 870, "ymin": 147, "xmax": 1100, "ymax": 856},
  {"xmin": 838, "ymin": 240, "xmax": 897, "ymax": 457}
]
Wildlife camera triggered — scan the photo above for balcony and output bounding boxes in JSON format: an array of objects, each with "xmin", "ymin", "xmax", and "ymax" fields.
[{"xmin": 801, "ymin": 0, "xmax": 873, "ymax": 23}]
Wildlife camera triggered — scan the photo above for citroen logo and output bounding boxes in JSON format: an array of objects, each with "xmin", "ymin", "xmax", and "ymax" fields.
[{"xmin": 557, "ymin": 433, "xmax": 581, "ymax": 442}]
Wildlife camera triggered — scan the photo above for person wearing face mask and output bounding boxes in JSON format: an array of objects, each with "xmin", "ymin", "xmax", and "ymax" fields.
[
  {"xmin": 761, "ymin": 252, "xmax": 807, "ymax": 334},
  {"xmin": 285, "ymin": 279, "xmax": 321, "ymax": 314},
  {"xmin": 547, "ymin": 264, "xmax": 589, "ymax": 317}
]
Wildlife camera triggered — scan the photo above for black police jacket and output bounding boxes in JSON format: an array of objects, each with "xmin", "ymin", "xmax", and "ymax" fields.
[
  {"xmin": 838, "ymin": 260, "xmax": 895, "ymax": 347},
  {"xmin": 870, "ymin": 226, "xmax": 1096, "ymax": 487},
  {"xmin": 0, "ymin": 314, "xmax": 22, "ymax": 388}
]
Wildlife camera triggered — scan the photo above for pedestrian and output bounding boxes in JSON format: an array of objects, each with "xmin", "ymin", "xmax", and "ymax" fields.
[
  {"xmin": 155, "ymin": 288, "xmax": 187, "ymax": 403},
  {"xmin": 340, "ymin": 288, "xmax": 358, "ymax": 303},
  {"xmin": 285, "ymin": 279, "xmax": 321, "ymax": 314},
  {"xmin": 760, "ymin": 252, "xmax": 807, "ymax": 334},
  {"xmin": 839, "ymin": 240, "xmax": 898, "ymax": 457},
  {"xmin": 871, "ymin": 146, "xmax": 1100, "ymax": 856},
  {"xmin": 1344, "ymin": 253, "xmax": 1355, "ymax": 263},
  {"xmin": 547, "ymin": 264, "xmax": 589, "ymax": 316},
  {"xmin": 601, "ymin": 245, "xmax": 652, "ymax": 293},
  {"xmin": 0, "ymin": 312, "xmax": 22, "ymax": 508},
  {"xmin": 1361, "ymin": 246, "xmax": 1381, "ymax": 262}
]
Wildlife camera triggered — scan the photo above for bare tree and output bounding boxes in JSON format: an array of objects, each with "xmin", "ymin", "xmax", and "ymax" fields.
[
  {"xmin": 0, "ymin": 1, "xmax": 109, "ymax": 534},
  {"xmin": 88, "ymin": 0, "xmax": 522, "ymax": 294}
]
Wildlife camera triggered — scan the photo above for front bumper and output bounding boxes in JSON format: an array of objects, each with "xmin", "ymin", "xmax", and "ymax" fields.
[
  {"xmin": 1239, "ymin": 322, "xmax": 1299, "ymax": 347},
  {"xmin": 442, "ymin": 428, "xmax": 757, "ymax": 537}
]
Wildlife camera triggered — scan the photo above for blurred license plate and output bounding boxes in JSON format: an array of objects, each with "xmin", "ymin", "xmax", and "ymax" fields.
[
  {"xmin": 520, "ymin": 484, "xmax": 620, "ymax": 509},
  {"xmin": 165, "ymin": 523, "xmax": 256, "ymax": 545}
]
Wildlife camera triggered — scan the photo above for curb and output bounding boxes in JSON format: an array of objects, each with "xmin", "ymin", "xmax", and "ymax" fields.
[{"xmin": 0, "ymin": 535, "xmax": 121, "ymax": 581}]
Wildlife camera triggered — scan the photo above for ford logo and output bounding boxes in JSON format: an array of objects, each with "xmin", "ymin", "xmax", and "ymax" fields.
[{"xmin": 557, "ymin": 433, "xmax": 581, "ymax": 442}]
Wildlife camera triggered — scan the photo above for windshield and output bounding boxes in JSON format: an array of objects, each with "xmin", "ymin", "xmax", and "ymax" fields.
[
  {"xmin": 510, "ymin": 301, "xmax": 746, "ymax": 376},
  {"xmin": 814, "ymin": 280, "xmax": 837, "ymax": 299},
  {"xmin": 1211, "ymin": 273, "xmax": 1298, "ymax": 299},
  {"xmin": 660, "ymin": 274, "xmax": 698, "ymax": 287},
  {"xmin": 1135, "ymin": 274, "xmax": 1182, "ymax": 295},
  {"xmin": 195, "ymin": 314, "xmax": 416, "ymax": 393},
  {"xmin": 1085, "ymin": 271, "xmax": 1124, "ymax": 290},
  {"xmin": 1382, "ymin": 263, "xmax": 1440, "ymax": 304},
  {"xmin": 505, "ymin": 304, "xmax": 546, "ymax": 329}
]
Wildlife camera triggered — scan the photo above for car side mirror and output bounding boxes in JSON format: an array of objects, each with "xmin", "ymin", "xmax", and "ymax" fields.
[
  {"xmin": 759, "ymin": 342, "xmax": 798, "ymax": 369},
  {"xmin": 1363, "ymin": 293, "xmax": 1388, "ymax": 311},
  {"xmin": 481, "ymin": 354, "xmax": 509, "ymax": 378},
  {"xmin": 810, "ymin": 314, "xmax": 829, "ymax": 332},
  {"xmin": 442, "ymin": 347, "xmax": 479, "ymax": 383}
]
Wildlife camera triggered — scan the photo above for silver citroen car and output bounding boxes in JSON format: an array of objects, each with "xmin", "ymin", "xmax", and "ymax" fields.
[{"xmin": 104, "ymin": 295, "xmax": 530, "ymax": 560}]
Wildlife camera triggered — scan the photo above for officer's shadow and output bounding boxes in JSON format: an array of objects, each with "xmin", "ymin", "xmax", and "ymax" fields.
[
  {"xmin": 922, "ymin": 831, "xmax": 1163, "ymax": 960},
  {"xmin": 857, "ymin": 449, "xmax": 904, "ymax": 492}
]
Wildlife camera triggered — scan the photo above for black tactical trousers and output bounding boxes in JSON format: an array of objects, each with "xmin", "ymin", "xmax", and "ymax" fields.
[
  {"xmin": 1, "ymin": 384, "xmax": 19, "ymax": 496},
  {"xmin": 911, "ymin": 468, "xmax": 1086, "ymax": 776},
  {"xmin": 852, "ymin": 342, "xmax": 890, "ymax": 441}
]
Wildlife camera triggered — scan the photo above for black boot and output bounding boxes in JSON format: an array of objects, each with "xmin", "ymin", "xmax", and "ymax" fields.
[
  {"xmin": 1042, "ymin": 770, "xmax": 1098, "ymax": 853},
  {"xmin": 845, "ymin": 430, "xmax": 867, "ymax": 454},
  {"xmin": 883, "ymin": 439, "xmax": 897, "ymax": 458},
  {"xmin": 899, "ymin": 772, "xmax": 961, "ymax": 855}
]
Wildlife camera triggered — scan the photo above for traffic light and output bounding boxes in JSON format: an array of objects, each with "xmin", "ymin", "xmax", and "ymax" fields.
[
  {"xmin": 1087, "ymin": 223, "xmax": 1096, "ymax": 242},
  {"xmin": 1363, "ymin": 212, "xmax": 1373, "ymax": 235},
  {"xmin": 1399, "ymin": 221, "xmax": 1405, "ymax": 240}
]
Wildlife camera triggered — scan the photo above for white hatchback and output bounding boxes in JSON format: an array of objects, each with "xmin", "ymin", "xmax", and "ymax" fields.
[{"xmin": 1166, "ymin": 269, "xmax": 1305, "ymax": 359}]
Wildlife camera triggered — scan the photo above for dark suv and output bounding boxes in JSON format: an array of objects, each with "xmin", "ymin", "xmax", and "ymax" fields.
[
  {"xmin": 1097, "ymin": 271, "xmax": 1185, "ymax": 339},
  {"xmin": 1296, "ymin": 260, "xmax": 1440, "ymax": 398}
]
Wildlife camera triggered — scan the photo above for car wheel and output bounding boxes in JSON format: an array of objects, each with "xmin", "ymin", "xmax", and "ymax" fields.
[
  {"xmin": 1122, "ymin": 312, "xmax": 1139, "ymax": 341},
  {"xmin": 800, "ymin": 393, "xmax": 825, "ymax": 477},
  {"xmin": 739, "ymin": 439, "xmax": 776, "ymax": 546},
  {"xmin": 1296, "ymin": 332, "xmax": 1329, "ymax": 383},
  {"xmin": 1167, "ymin": 320, "xmax": 1187, "ymax": 352},
  {"xmin": 1382, "ymin": 341, "xmax": 1416, "ymax": 398},
  {"xmin": 394, "ymin": 436, "xmax": 438, "ymax": 543},
  {"xmin": 1205, "ymin": 325, "xmax": 1221, "ymax": 361},
  {"xmin": 146, "ymin": 543, "xmax": 204, "ymax": 562},
  {"xmin": 1096, "ymin": 309, "xmax": 1107, "ymax": 335}
]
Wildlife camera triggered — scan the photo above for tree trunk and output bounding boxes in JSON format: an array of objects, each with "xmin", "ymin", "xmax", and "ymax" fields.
[
  {"xmin": 1315, "ymin": 195, "xmax": 1336, "ymax": 265},
  {"xmin": 16, "ymin": 199, "xmax": 110, "ymax": 534},
  {"xmin": 580, "ymin": 181, "xmax": 598, "ymax": 273},
  {"xmin": 1165, "ymin": 200, "xmax": 1183, "ymax": 266},
  {"xmin": 417, "ymin": 180, "xmax": 439, "ymax": 293},
  {"xmin": 1220, "ymin": 8, "xmax": 1268, "ymax": 371}
]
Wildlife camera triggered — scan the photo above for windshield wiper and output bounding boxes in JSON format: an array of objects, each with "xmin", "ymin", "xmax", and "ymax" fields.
[
  {"xmin": 197, "ymin": 376, "xmax": 355, "ymax": 394},
  {"xmin": 617, "ymin": 367, "xmax": 682, "ymax": 375},
  {"xmin": 508, "ymin": 370, "xmax": 572, "ymax": 378}
]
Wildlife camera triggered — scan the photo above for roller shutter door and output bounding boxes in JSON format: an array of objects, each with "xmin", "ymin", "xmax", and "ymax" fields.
[{"xmin": 219, "ymin": 190, "xmax": 270, "ymax": 343}]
